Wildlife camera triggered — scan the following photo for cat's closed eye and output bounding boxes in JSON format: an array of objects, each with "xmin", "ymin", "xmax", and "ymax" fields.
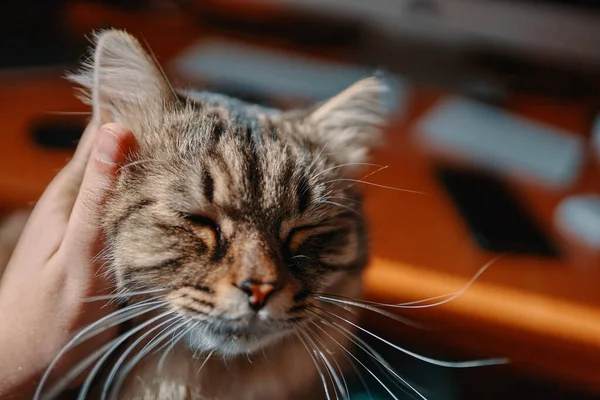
[
  {"xmin": 184, "ymin": 214, "xmax": 219, "ymax": 250},
  {"xmin": 286, "ymin": 224, "xmax": 342, "ymax": 253}
]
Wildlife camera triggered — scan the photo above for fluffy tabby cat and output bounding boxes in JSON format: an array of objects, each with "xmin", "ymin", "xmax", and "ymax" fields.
[{"xmin": 19, "ymin": 29, "xmax": 394, "ymax": 400}]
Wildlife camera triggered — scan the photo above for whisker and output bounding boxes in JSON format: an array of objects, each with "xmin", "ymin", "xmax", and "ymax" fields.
[
  {"xmin": 43, "ymin": 310, "xmax": 172, "ymax": 400},
  {"xmin": 302, "ymin": 329, "xmax": 342, "ymax": 400},
  {"xmin": 319, "ymin": 255, "xmax": 503, "ymax": 310},
  {"xmin": 326, "ymin": 196, "xmax": 362, "ymax": 205},
  {"xmin": 294, "ymin": 330, "xmax": 332, "ymax": 400},
  {"xmin": 85, "ymin": 288, "xmax": 167, "ymax": 303},
  {"xmin": 157, "ymin": 321, "xmax": 196, "ymax": 373},
  {"xmin": 354, "ymin": 165, "xmax": 389, "ymax": 184},
  {"xmin": 45, "ymin": 111, "xmax": 92, "ymax": 115},
  {"xmin": 316, "ymin": 297, "xmax": 426, "ymax": 330},
  {"xmin": 326, "ymin": 178, "xmax": 425, "ymax": 195},
  {"xmin": 313, "ymin": 163, "xmax": 385, "ymax": 179},
  {"xmin": 100, "ymin": 315, "xmax": 183, "ymax": 400},
  {"xmin": 307, "ymin": 136, "xmax": 335, "ymax": 176},
  {"xmin": 118, "ymin": 158, "xmax": 168, "ymax": 171},
  {"xmin": 196, "ymin": 350, "xmax": 215, "ymax": 375},
  {"xmin": 318, "ymin": 307, "xmax": 509, "ymax": 368},
  {"xmin": 337, "ymin": 340, "xmax": 373, "ymax": 400},
  {"xmin": 76, "ymin": 300, "xmax": 165, "ymax": 345},
  {"xmin": 318, "ymin": 200, "xmax": 364, "ymax": 219},
  {"xmin": 307, "ymin": 317, "xmax": 399, "ymax": 400},
  {"xmin": 34, "ymin": 299, "xmax": 165, "ymax": 400},
  {"xmin": 78, "ymin": 312, "xmax": 177, "ymax": 400},
  {"xmin": 393, "ymin": 256, "xmax": 504, "ymax": 308},
  {"xmin": 310, "ymin": 309, "xmax": 425, "ymax": 400},
  {"xmin": 307, "ymin": 324, "xmax": 350, "ymax": 400},
  {"xmin": 109, "ymin": 320, "xmax": 187, "ymax": 399}
]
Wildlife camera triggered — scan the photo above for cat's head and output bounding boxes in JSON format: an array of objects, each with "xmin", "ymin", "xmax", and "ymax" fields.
[{"xmin": 72, "ymin": 30, "xmax": 394, "ymax": 356}]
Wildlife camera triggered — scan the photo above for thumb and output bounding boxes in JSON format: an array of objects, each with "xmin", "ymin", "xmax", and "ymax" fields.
[{"xmin": 61, "ymin": 123, "xmax": 136, "ymax": 258}]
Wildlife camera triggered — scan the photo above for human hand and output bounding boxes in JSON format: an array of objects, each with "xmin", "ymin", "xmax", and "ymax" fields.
[{"xmin": 0, "ymin": 122, "xmax": 136, "ymax": 398}]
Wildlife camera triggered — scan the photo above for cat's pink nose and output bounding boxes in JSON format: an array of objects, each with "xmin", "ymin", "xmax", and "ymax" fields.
[{"xmin": 239, "ymin": 280, "xmax": 279, "ymax": 311}]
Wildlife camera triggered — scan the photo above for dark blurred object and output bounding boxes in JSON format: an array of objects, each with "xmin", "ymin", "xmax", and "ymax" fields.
[
  {"xmin": 469, "ymin": 51, "xmax": 600, "ymax": 101},
  {"xmin": 436, "ymin": 166, "xmax": 559, "ymax": 257},
  {"xmin": 504, "ymin": 0, "xmax": 600, "ymax": 11},
  {"xmin": 201, "ymin": 0, "xmax": 600, "ymax": 103},
  {"xmin": 30, "ymin": 115, "xmax": 88, "ymax": 149},
  {"xmin": 0, "ymin": 1, "xmax": 81, "ymax": 69},
  {"xmin": 191, "ymin": 1, "xmax": 362, "ymax": 49}
]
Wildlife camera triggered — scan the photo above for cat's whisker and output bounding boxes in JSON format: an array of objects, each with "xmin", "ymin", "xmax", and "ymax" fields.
[
  {"xmin": 100, "ymin": 315, "xmax": 183, "ymax": 400},
  {"xmin": 34, "ymin": 299, "xmax": 165, "ymax": 400},
  {"xmin": 197, "ymin": 350, "xmax": 215, "ymax": 375},
  {"xmin": 306, "ymin": 315, "xmax": 400, "ymax": 400},
  {"xmin": 318, "ymin": 200, "xmax": 364, "ymax": 219},
  {"xmin": 312, "ymin": 163, "xmax": 384, "ymax": 180},
  {"xmin": 301, "ymin": 329, "xmax": 343, "ymax": 400},
  {"xmin": 118, "ymin": 158, "xmax": 168, "ymax": 171},
  {"xmin": 309, "ymin": 308, "xmax": 426, "ymax": 400},
  {"xmin": 157, "ymin": 320, "xmax": 197, "ymax": 373},
  {"xmin": 319, "ymin": 306, "xmax": 509, "ymax": 368},
  {"xmin": 45, "ymin": 111, "xmax": 93, "ymax": 115},
  {"xmin": 354, "ymin": 164, "xmax": 389, "ymax": 184},
  {"xmin": 306, "ymin": 324, "xmax": 350, "ymax": 400},
  {"xmin": 42, "ymin": 310, "xmax": 172, "ymax": 400},
  {"xmin": 80, "ymin": 312, "xmax": 178, "ymax": 400},
  {"xmin": 326, "ymin": 196, "xmax": 362, "ymax": 205},
  {"xmin": 334, "ymin": 333, "xmax": 373, "ymax": 400},
  {"xmin": 326, "ymin": 178, "xmax": 425, "ymax": 195},
  {"xmin": 316, "ymin": 296, "xmax": 426, "ymax": 330},
  {"xmin": 76, "ymin": 300, "xmax": 166, "ymax": 344},
  {"xmin": 85, "ymin": 288, "xmax": 168, "ymax": 303},
  {"xmin": 306, "ymin": 136, "xmax": 335, "ymax": 176},
  {"xmin": 318, "ymin": 255, "xmax": 503, "ymax": 309},
  {"xmin": 41, "ymin": 335, "xmax": 124, "ymax": 400},
  {"xmin": 110, "ymin": 319, "xmax": 189, "ymax": 400},
  {"xmin": 294, "ymin": 329, "xmax": 332, "ymax": 400},
  {"xmin": 92, "ymin": 246, "xmax": 112, "ymax": 264}
]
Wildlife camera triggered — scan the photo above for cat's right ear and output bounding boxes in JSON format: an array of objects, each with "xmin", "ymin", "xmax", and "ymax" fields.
[{"xmin": 69, "ymin": 29, "xmax": 177, "ymax": 127}]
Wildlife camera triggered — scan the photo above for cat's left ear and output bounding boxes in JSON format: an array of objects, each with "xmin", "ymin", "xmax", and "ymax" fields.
[
  {"xmin": 302, "ymin": 76, "xmax": 395, "ymax": 172},
  {"xmin": 69, "ymin": 29, "xmax": 177, "ymax": 129}
]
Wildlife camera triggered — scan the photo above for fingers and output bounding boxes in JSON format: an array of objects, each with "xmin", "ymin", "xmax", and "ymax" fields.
[
  {"xmin": 61, "ymin": 124, "xmax": 136, "ymax": 262},
  {"xmin": 5, "ymin": 122, "xmax": 111, "ymax": 268},
  {"xmin": 37, "ymin": 120, "xmax": 100, "ymax": 217}
]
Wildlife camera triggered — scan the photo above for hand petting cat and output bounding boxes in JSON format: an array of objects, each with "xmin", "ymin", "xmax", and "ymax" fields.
[{"xmin": 0, "ymin": 122, "xmax": 135, "ymax": 398}]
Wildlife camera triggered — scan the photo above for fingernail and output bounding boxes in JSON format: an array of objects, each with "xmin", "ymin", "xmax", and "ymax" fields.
[{"xmin": 95, "ymin": 127, "xmax": 120, "ymax": 165}]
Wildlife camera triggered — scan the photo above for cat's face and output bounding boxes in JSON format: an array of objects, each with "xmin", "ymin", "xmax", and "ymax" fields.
[{"xmin": 73, "ymin": 30, "xmax": 393, "ymax": 356}]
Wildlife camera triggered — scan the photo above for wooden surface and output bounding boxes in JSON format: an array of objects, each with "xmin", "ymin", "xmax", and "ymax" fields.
[{"xmin": 1, "ymin": 3, "xmax": 599, "ymax": 394}]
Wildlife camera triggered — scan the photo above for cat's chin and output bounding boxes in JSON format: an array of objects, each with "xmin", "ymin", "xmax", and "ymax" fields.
[{"xmin": 185, "ymin": 324, "xmax": 291, "ymax": 356}]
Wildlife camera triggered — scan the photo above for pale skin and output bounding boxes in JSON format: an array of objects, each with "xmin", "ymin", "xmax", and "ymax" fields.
[{"xmin": 0, "ymin": 122, "xmax": 136, "ymax": 398}]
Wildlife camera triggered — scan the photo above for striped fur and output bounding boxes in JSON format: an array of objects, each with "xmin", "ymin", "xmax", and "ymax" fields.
[{"xmin": 68, "ymin": 29, "xmax": 394, "ymax": 399}]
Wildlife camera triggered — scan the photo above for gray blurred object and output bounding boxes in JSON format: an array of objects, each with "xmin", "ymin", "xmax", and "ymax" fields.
[
  {"xmin": 415, "ymin": 98, "xmax": 585, "ymax": 189},
  {"xmin": 171, "ymin": 39, "xmax": 407, "ymax": 111},
  {"xmin": 555, "ymin": 194, "xmax": 600, "ymax": 251}
]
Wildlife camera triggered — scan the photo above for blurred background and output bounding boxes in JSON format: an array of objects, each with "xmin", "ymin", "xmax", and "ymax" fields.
[{"xmin": 1, "ymin": 1, "xmax": 600, "ymax": 399}]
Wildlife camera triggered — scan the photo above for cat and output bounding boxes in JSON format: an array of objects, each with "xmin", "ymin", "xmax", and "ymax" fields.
[{"xmin": 12, "ymin": 29, "xmax": 395, "ymax": 400}]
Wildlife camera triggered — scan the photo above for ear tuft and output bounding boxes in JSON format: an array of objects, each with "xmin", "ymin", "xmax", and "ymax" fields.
[
  {"xmin": 307, "ymin": 76, "xmax": 395, "ymax": 169},
  {"xmin": 67, "ymin": 29, "xmax": 176, "ymax": 126}
]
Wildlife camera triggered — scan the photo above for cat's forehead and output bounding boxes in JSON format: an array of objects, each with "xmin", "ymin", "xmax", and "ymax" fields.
[{"xmin": 135, "ymin": 100, "xmax": 320, "ymax": 223}]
